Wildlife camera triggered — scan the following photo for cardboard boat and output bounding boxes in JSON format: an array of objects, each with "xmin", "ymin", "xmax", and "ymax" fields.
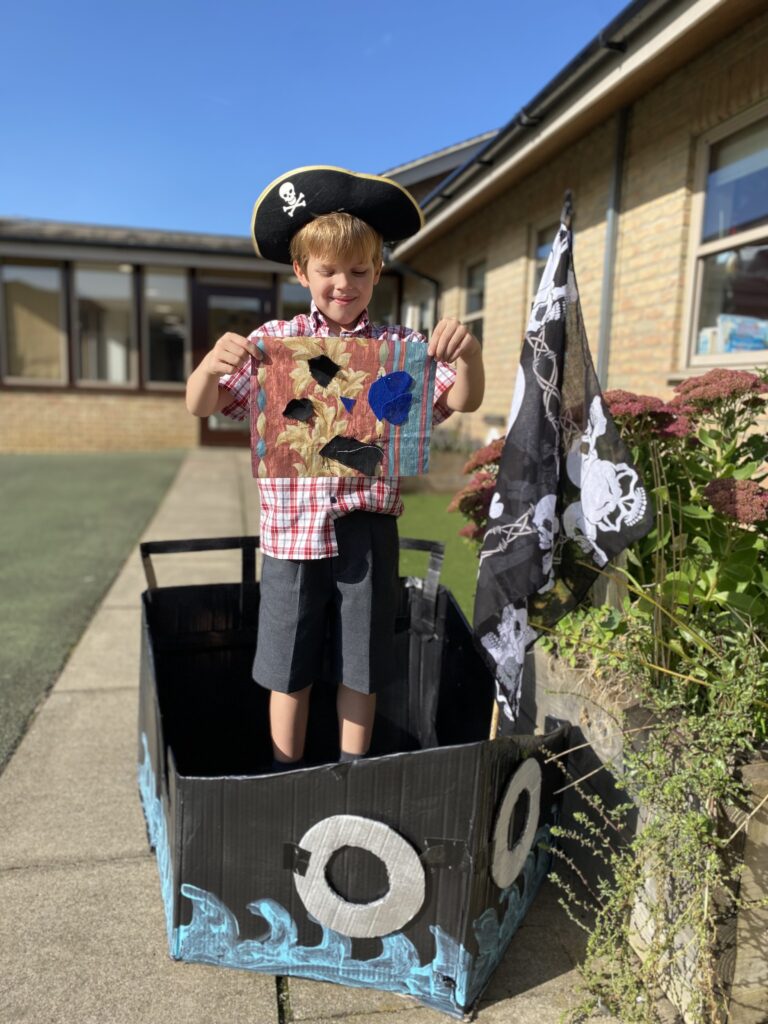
[{"xmin": 138, "ymin": 536, "xmax": 567, "ymax": 1020}]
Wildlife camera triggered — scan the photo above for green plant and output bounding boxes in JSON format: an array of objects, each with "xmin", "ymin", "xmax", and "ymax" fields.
[
  {"xmin": 449, "ymin": 368, "xmax": 768, "ymax": 1020},
  {"xmin": 548, "ymin": 588, "xmax": 768, "ymax": 1023},
  {"xmin": 446, "ymin": 436, "xmax": 503, "ymax": 545},
  {"xmin": 604, "ymin": 369, "xmax": 768, "ymax": 633}
]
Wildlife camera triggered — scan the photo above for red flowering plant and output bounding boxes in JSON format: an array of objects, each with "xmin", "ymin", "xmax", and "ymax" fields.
[
  {"xmin": 602, "ymin": 368, "xmax": 768, "ymax": 630},
  {"xmin": 449, "ymin": 370, "xmax": 768, "ymax": 1023},
  {"xmin": 446, "ymin": 437, "xmax": 504, "ymax": 547},
  {"xmin": 449, "ymin": 368, "xmax": 768, "ymax": 705}
]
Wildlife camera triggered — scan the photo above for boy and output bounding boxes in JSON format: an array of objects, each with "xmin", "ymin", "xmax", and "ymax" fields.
[{"xmin": 186, "ymin": 166, "xmax": 484, "ymax": 770}]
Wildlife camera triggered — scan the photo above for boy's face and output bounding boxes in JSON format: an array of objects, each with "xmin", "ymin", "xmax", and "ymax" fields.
[{"xmin": 293, "ymin": 251, "xmax": 381, "ymax": 333}]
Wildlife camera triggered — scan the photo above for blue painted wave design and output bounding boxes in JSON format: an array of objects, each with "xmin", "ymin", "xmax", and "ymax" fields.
[
  {"xmin": 137, "ymin": 733, "xmax": 176, "ymax": 949},
  {"xmin": 137, "ymin": 733, "xmax": 471, "ymax": 1016},
  {"xmin": 176, "ymin": 884, "xmax": 472, "ymax": 1018},
  {"xmin": 466, "ymin": 819, "xmax": 555, "ymax": 1005},
  {"xmin": 138, "ymin": 732, "xmax": 553, "ymax": 1018}
]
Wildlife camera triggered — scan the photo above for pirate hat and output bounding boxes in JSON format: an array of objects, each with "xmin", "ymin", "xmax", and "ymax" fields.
[{"xmin": 251, "ymin": 165, "xmax": 424, "ymax": 264}]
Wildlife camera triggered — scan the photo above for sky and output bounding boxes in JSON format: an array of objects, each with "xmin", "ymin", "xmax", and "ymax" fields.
[{"xmin": 1, "ymin": 0, "xmax": 630, "ymax": 237}]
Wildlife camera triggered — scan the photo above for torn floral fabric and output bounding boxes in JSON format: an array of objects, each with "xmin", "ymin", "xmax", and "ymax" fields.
[{"xmin": 249, "ymin": 335, "xmax": 437, "ymax": 478}]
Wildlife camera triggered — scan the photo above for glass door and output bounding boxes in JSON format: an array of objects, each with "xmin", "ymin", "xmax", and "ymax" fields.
[{"xmin": 192, "ymin": 283, "xmax": 274, "ymax": 446}]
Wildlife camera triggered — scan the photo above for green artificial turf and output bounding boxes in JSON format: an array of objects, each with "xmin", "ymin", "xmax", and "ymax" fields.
[
  {"xmin": 0, "ymin": 451, "xmax": 184, "ymax": 770},
  {"xmin": 398, "ymin": 490, "xmax": 478, "ymax": 620}
]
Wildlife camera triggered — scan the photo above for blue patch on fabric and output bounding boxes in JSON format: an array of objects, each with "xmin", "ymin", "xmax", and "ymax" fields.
[
  {"xmin": 340, "ymin": 396, "xmax": 356, "ymax": 413},
  {"xmin": 368, "ymin": 372, "xmax": 415, "ymax": 424}
]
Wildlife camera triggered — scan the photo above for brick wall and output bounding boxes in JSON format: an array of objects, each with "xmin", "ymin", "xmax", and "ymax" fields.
[
  {"xmin": 406, "ymin": 9, "xmax": 768, "ymax": 441},
  {"xmin": 0, "ymin": 391, "xmax": 197, "ymax": 452}
]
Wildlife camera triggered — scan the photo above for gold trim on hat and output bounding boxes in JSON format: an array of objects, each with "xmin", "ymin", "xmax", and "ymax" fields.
[{"xmin": 250, "ymin": 165, "xmax": 425, "ymax": 257}]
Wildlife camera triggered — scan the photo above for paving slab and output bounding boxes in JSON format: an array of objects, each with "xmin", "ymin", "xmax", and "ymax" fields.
[
  {"xmin": 0, "ymin": 688, "xmax": 146, "ymax": 869},
  {"xmin": 295, "ymin": 1010, "xmax": 447, "ymax": 1024},
  {"xmin": 144, "ymin": 447, "xmax": 257, "ymax": 540},
  {"xmin": 0, "ymin": 858, "xmax": 278, "ymax": 1024},
  {"xmin": 55, "ymin": 605, "xmax": 142, "ymax": 691},
  {"xmin": 289, "ymin": 977, "xmax": 423, "ymax": 1019}
]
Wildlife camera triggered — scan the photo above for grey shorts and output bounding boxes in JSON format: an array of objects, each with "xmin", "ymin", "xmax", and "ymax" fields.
[{"xmin": 252, "ymin": 512, "xmax": 399, "ymax": 695}]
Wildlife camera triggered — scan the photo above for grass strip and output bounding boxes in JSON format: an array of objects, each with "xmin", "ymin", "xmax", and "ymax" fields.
[
  {"xmin": 0, "ymin": 451, "xmax": 184, "ymax": 770},
  {"xmin": 398, "ymin": 490, "xmax": 477, "ymax": 619}
]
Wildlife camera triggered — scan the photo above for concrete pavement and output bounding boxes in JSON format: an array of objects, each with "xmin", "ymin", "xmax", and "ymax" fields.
[{"xmin": 0, "ymin": 448, "xmax": 603, "ymax": 1024}]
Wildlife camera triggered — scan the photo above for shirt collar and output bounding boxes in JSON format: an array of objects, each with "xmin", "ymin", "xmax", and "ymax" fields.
[{"xmin": 309, "ymin": 301, "xmax": 371, "ymax": 336}]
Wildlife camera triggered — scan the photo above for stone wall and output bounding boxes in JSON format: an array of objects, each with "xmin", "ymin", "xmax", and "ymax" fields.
[{"xmin": 525, "ymin": 649, "xmax": 768, "ymax": 1023}]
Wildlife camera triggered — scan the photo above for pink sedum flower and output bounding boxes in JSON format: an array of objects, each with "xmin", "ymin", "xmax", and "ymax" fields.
[
  {"xmin": 604, "ymin": 389, "xmax": 666, "ymax": 418},
  {"xmin": 703, "ymin": 478, "xmax": 768, "ymax": 525},
  {"xmin": 674, "ymin": 369, "xmax": 768, "ymax": 406},
  {"xmin": 462, "ymin": 437, "xmax": 505, "ymax": 475}
]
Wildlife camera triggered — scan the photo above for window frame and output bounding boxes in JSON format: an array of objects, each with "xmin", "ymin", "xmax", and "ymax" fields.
[
  {"xmin": 0, "ymin": 260, "xmax": 70, "ymax": 386},
  {"xmin": 529, "ymin": 220, "xmax": 561, "ymax": 305},
  {"xmin": 141, "ymin": 265, "xmax": 192, "ymax": 391},
  {"xmin": 682, "ymin": 98, "xmax": 768, "ymax": 369},
  {"xmin": 70, "ymin": 260, "xmax": 140, "ymax": 389},
  {"xmin": 462, "ymin": 256, "xmax": 486, "ymax": 344}
]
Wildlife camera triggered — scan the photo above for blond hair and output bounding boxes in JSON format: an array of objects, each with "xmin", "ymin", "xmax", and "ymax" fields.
[{"xmin": 290, "ymin": 212, "xmax": 383, "ymax": 272}]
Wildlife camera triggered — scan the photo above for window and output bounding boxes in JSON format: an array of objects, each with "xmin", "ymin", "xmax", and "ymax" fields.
[
  {"xmin": 532, "ymin": 224, "xmax": 559, "ymax": 298},
  {"xmin": 144, "ymin": 268, "xmax": 189, "ymax": 385},
  {"xmin": 74, "ymin": 263, "xmax": 136, "ymax": 384},
  {"xmin": 367, "ymin": 273, "xmax": 398, "ymax": 325},
  {"xmin": 204, "ymin": 292, "xmax": 267, "ymax": 435},
  {"xmin": 464, "ymin": 260, "xmax": 485, "ymax": 343},
  {"xmin": 688, "ymin": 107, "xmax": 768, "ymax": 363},
  {"xmin": 280, "ymin": 277, "xmax": 309, "ymax": 321},
  {"xmin": 1, "ymin": 263, "xmax": 67, "ymax": 383}
]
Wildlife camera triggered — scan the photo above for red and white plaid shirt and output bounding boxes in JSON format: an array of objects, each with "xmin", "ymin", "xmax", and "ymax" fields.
[{"xmin": 219, "ymin": 303, "xmax": 456, "ymax": 559}]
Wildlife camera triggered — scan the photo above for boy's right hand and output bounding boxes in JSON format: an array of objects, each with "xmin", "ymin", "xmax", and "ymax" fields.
[{"xmin": 204, "ymin": 333, "xmax": 261, "ymax": 377}]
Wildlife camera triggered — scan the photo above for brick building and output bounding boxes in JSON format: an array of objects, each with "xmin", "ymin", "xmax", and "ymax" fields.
[
  {"xmin": 1, "ymin": 0, "xmax": 766, "ymax": 452},
  {"xmin": 392, "ymin": 0, "xmax": 768, "ymax": 443}
]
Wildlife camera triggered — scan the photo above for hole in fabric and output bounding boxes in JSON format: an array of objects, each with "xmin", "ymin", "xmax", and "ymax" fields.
[
  {"xmin": 283, "ymin": 398, "xmax": 315, "ymax": 421},
  {"xmin": 308, "ymin": 354, "xmax": 341, "ymax": 387},
  {"xmin": 320, "ymin": 436, "xmax": 383, "ymax": 476},
  {"xmin": 326, "ymin": 845, "xmax": 390, "ymax": 904},
  {"xmin": 340, "ymin": 396, "xmax": 356, "ymax": 413}
]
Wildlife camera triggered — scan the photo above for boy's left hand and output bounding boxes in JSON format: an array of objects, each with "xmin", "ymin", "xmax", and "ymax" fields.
[{"xmin": 428, "ymin": 318, "xmax": 481, "ymax": 363}]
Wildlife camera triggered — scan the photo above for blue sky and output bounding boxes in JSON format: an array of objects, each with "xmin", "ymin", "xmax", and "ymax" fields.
[{"xmin": 2, "ymin": 0, "xmax": 628, "ymax": 236}]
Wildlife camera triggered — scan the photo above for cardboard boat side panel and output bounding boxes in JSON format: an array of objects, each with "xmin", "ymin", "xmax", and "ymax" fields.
[{"xmin": 137, "ymin": 570, "xmax": 567, "ymax": 1019}]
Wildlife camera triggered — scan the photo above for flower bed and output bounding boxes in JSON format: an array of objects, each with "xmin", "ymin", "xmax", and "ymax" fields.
[{"xmin": 450, "ymin": 368, "xmax": 768, "ymax": 1023}]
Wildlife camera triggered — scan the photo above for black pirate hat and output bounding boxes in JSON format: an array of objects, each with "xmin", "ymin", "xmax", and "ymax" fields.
[{"xmin": 251, "ymin": 165, "xmax": 424, "ymax": 264}]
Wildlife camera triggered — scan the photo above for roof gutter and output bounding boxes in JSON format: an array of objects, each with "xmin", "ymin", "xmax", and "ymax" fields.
[
  {"xmin": 394, "ymin": 0, "xmax": 742, "ymax": 260},
  {"xmin": 418, "ymin": 0, "xmax": 659, "ymax": 215}
]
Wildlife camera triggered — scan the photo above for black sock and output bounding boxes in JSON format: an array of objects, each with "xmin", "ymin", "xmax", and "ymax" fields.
[
  {"xmin": 270, "ymin": 757, "xmax": 305, "ymax": 772},
  {"xmin": 338, "ymin": 750, "xmax": 366, "ymax": 763}
]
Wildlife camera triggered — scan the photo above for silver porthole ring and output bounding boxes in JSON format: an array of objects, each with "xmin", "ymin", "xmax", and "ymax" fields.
[{"xmin": 293, "ymin": 814, "xmax": 426, "ymax": 938}]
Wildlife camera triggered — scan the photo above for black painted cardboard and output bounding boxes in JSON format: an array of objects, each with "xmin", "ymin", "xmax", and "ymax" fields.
[{"xmin": 137, "ymin": 537, "xmax": 567, "ymax": 1020}]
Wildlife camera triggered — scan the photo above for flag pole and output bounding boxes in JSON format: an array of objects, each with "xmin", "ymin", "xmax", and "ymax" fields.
[{"xmin": 489, "ymin": 696, "xmax": 500, "ymax": 740}]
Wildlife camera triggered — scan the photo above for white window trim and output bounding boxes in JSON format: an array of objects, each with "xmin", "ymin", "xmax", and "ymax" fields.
[
  {"xmin": 681, "ymin": 98, "xmax": 768, "ymax": 369},
  {"xmin": 528, "ymin": 219, "xmax": 561, "ymax": 306},
  {"xmin": 462, "ymin": 255, "xmax": 486, "ymax": 341}
]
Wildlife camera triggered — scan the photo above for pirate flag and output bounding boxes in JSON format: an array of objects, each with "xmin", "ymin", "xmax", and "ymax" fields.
[{"xmin": 473, "ymin": 217, "xmax": 654, "ymax": 723}]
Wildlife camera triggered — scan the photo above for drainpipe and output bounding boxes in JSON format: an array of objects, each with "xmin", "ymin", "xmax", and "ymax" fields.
[{"xmin": 596, "ymin": 106, "xmax": 629, "ymax": 388}]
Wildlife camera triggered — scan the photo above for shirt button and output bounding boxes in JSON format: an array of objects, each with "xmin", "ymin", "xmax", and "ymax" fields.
[{"xmin": 330, "ymin": 495, "xmax": 337, "ymax": 504}]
